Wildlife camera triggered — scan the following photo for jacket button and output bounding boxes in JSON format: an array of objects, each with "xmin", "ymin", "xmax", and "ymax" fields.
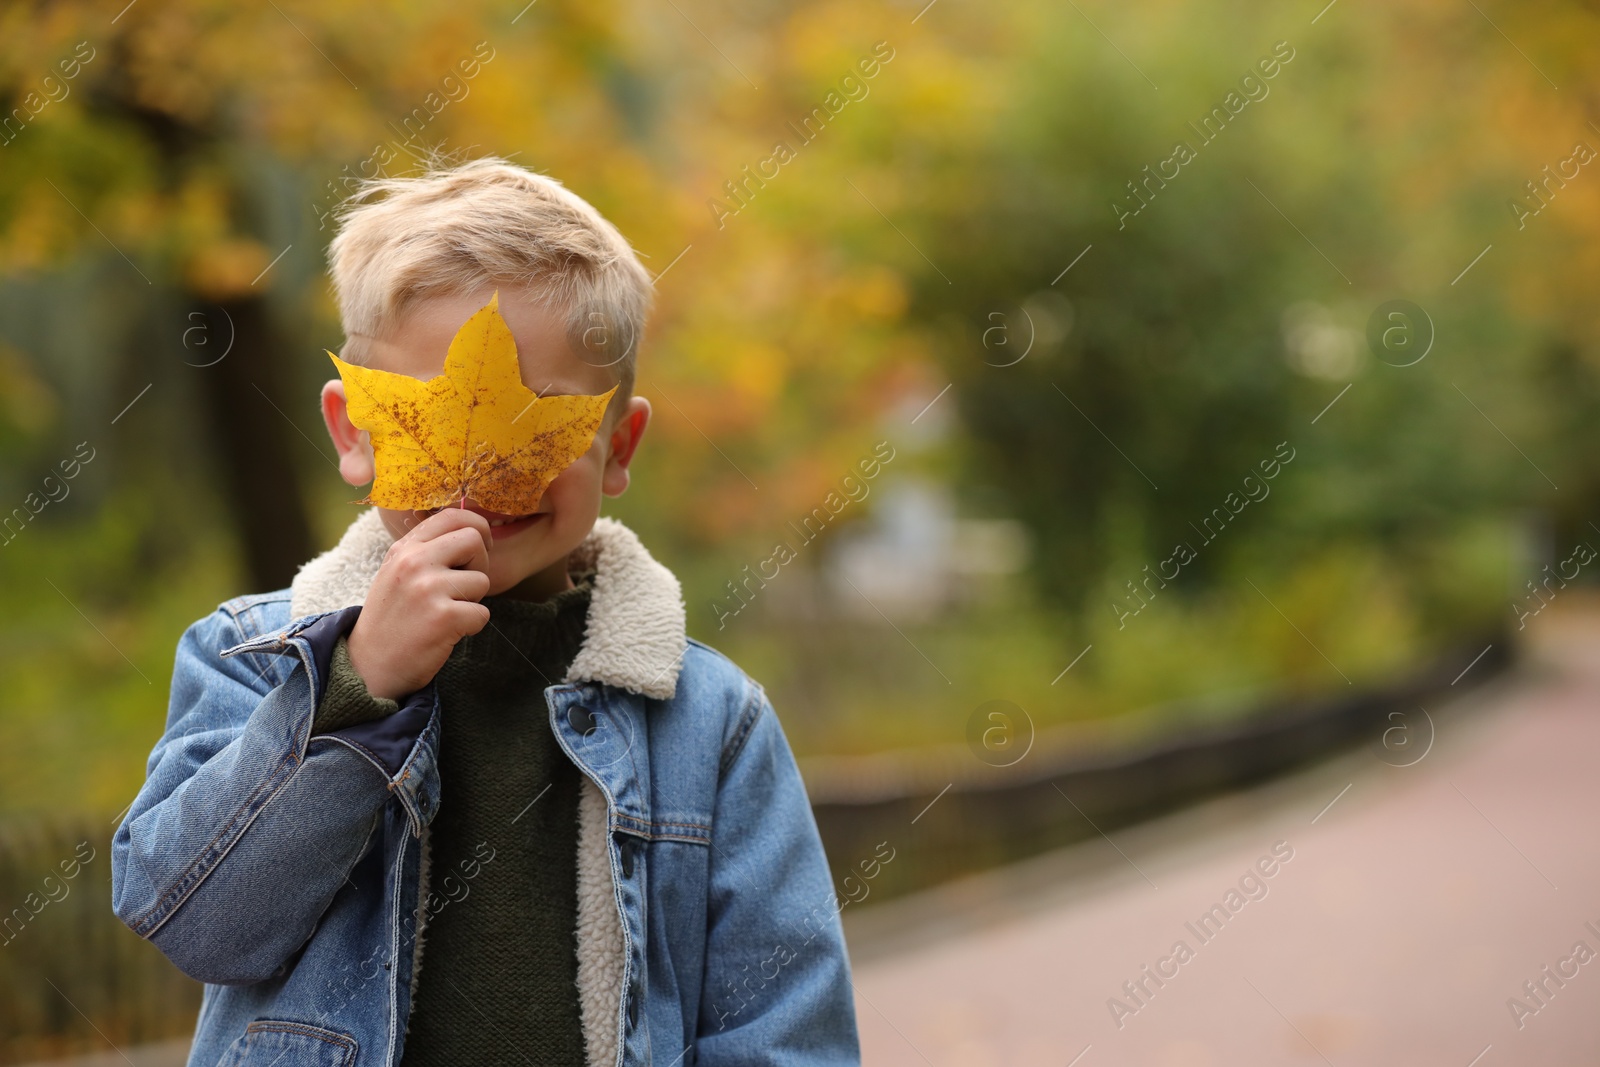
[
  {"xmin": 627, "ymin": 984, "xmax": 639, "ymax": 1027},
  {"xmin": 620, "ymin": 838, "xmax": 635, "ymax": 878},
  {"xmin": 568, "ymin": 704, "xmax": 598, "ymax": 737}
]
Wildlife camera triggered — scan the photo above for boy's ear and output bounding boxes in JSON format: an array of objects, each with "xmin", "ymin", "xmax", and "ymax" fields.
[
  {"xmin": 320, "ymin": 380, "xmax": 376, "ymax": 488},
  {"xmin": 601, "ymin": 396, "xmax": 650, "ymax": 498}
]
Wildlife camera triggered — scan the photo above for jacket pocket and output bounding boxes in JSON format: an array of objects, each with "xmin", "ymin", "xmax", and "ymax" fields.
[{"xmin": 217, "ymin": 1020, "xmax": 359, "ymax": 1067}]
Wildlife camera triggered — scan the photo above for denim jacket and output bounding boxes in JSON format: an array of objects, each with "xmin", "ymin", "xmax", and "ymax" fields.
[{"xmin": 111, "ymin": 509, "xmax": 860, "ymax": 1066}]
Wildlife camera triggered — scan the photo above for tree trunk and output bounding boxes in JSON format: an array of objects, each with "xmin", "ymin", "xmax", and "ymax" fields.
[{"xmin": 194, "ymin": 294, "xmax": 316, "ymax": 592}]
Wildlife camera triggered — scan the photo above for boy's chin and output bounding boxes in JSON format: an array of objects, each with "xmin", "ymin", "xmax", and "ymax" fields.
[{"xmin": 485, "ymin": 553, "xmax": 572, "ymax": 598}]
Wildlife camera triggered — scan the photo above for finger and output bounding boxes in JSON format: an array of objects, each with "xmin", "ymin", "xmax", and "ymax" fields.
[
  {"xmin": 412, "ymin": 506, "xmax": 493, "ymax": 553},
  {"xmin": 447, "ymin": 601, "xmax": 491, "ymax": 638},
  {"xmin": 434, "ymin": 566, "xmax": 491, "ymax": 603},
  {"xmin": 420, "ymin": 526, "xmax": 492, "ymax": 576}
]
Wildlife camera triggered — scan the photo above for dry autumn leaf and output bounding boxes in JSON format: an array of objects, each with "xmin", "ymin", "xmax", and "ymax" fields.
[{"xmin": 328, "ymin": 292, "xmax": 617, "ymax": 514}]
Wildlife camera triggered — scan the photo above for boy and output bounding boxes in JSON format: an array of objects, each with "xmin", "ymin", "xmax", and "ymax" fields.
[{"xmin": 110, "ymin": 158, "xmax": 860, "ymax": 1066}]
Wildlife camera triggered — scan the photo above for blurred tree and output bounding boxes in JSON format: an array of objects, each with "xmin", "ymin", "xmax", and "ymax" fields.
[{"xmin": 890, "ymin": 0, "xmax": 1600, "ymax": 622}]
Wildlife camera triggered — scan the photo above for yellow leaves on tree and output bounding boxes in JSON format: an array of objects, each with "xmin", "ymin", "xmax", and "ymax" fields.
[{"xmin": 329, "ymin": 292, "xmax": 616, "ymax": 514}]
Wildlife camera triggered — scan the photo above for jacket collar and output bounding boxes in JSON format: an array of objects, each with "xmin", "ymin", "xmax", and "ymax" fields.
[{"xmin": 288, "ymin": 508, "xmax": 687, "ymax": 700}]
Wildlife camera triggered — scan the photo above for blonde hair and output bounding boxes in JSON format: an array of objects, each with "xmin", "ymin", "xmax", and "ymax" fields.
[{"xmin": 327, "ymin": 156, "xmax": 653, "ymax": 408}]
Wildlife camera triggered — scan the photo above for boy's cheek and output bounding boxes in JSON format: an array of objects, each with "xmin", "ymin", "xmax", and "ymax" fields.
[
  {"xmin": 548, "ymin": 451, "xmax": 604, "ymax": 504},
  {"xmin": 378, "ymin": 507, "xmax": 422, "ymax": 540}
]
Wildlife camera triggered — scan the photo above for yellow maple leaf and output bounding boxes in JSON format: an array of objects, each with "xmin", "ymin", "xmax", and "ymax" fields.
[{"xmin": 328, "ymin": 292, "xmax": 617, "ymax": 514}]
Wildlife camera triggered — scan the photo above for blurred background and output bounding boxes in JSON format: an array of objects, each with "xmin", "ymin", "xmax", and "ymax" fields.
[{"xmin": 3, "ymin": 0, "xmax": 1599, "ymax": 1063}]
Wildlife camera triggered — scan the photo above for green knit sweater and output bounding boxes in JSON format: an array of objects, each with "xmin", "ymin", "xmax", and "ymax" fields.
[{"xmin": 312, "ymin": 576, "xmax": 595, "ymax": 1066}]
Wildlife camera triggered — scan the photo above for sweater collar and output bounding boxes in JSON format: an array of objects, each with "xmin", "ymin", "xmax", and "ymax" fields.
[
  {"xmin": 448, "ymin": 576, "xmax": 592, "ymax": 677},
  {"xmin": 288, "ymin": 508, "xmax": 687, "ymax": 700}
]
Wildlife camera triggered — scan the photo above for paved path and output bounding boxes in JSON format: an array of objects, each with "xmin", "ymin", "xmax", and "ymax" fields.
[{"xmin": 844, "ymin": 617, "xmax": 1600, "ymax": 1066}]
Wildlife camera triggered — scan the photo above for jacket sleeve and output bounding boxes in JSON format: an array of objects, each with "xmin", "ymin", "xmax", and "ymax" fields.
[
  {"xmin": 110, "ymin": 601, "xmax": 438, "ymax": 986},
  {"xmin": 694, "ymin": 688, "xmax": 862, "ymax": 1065}
]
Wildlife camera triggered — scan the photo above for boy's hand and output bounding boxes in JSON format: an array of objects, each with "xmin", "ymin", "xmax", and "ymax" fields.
[{"xmin": 345, "ymin": 508, "xmax": 493, "ymax": 700}]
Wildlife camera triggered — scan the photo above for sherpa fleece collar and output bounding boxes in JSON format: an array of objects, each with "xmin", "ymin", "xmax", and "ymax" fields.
[{"xmin": 288, "ymin": 507, "xmax": 687, "ymax": 700}]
